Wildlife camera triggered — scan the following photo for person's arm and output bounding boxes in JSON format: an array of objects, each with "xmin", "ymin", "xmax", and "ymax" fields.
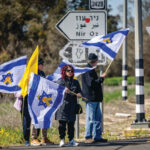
[
  {"xmin": 76, "ymin": 80, "xmax": 82, "ymax": 98},
  {"xmin": 99, "ymin": 73, "xmax": 106, "ymax": 83}
]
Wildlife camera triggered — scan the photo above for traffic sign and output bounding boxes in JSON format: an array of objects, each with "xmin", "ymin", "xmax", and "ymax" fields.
[
  {"xmin": 89, "ymin": 0, "xmax": 107, "ymax": 10},
  {"xmin": 146, "ymin": 26, "xmax": 150, "ymax": 35},
  {"xmin": 56, "ymin": 11, "xmax": 107, "ymax": 41},
  {"xmin": 59, "ymin": 42, "xmax": 107, "ymax": 66}
]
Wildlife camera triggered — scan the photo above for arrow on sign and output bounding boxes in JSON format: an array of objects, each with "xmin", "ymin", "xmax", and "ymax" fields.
[{"xmin": 56, "ymin": 11, "xmax": 107, "ymax": 41}]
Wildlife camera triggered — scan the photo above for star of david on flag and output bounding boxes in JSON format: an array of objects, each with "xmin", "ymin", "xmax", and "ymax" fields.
[
  {"xmin": 0, "ymin": 56, "xmax": 27, "ymax": 93},
  {"xmin": 38, "ymin": 91, "xmax": 53, "ymax": 108},
  {"xmin": 47, "ymin": 60, "xmax": 95, "ymax": 82},
  {"xmin": 82, "ymin": 28, "xmax": 129, "ymax": 60},
  {"xmin": 28, "ymin": 73, "xmax": 66, "ymax": 129}
]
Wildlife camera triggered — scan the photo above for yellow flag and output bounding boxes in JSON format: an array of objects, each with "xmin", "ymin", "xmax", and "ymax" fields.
[{"xmin": 18, "ymin": 46, "xmax": 39, "ymax": 98}]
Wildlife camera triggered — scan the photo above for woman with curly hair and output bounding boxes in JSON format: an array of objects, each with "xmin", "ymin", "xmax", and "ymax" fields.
[{"xmin": 55, "ymin": 64, "xmax": 82, "ymax": 147}]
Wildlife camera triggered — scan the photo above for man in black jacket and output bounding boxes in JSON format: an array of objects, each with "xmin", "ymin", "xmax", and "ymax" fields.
[{"xmin": 82, "ymin": 53, "xmax": 107, "ymax": 143}]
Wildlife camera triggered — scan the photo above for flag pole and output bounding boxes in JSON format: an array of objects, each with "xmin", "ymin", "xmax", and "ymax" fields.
[
  {"xmin": 69, "ymin": 91, "xmax": 88, "ymax": 101},
  {"xmin": 104, "ymin": 61, "xmax": 113, "ymax": 75}
]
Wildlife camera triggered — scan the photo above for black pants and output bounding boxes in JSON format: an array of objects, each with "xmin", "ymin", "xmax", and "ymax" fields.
[
  {"xmin": 21, "ymin": 105, "xmax": 31, "ymax": 142},
  {"xmin": 58, "ymin": 120, "xmax": 75, "ymax": 141}
]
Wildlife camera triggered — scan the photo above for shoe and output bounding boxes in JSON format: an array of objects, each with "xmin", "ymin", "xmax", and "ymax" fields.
[
  {"xmin": 68, "ymin": 139, "xmax": 79, "ymax": 147},
  {"xmin": 41, "ymin": 138, "xmax": 54, "ymax": 145},
  {"xmin": 25, "ymin": 141, "xmax": 30, "ymax": 146},
  {"xmin": 85, "ymin": 138, "xmax": 94, "ymax": 144},
  {"xmin": 31, "ymin": 139, "xmax": 41, "ymax": 146},
  {"xmin": 59, "ymin": 139, "xmax": 65, "ymax": 147},
  {"xmin": 93, "ymin": 138, "xmax": 108, "ymax": 143}
]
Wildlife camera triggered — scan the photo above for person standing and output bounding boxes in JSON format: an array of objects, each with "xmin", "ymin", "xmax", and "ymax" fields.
[
  {"xmin": 31, "ymin": 58, "xmax": 53, "ymax": 146},
  {"xmin": 20, "ymin": 94, "xmax": 31, "ymax": 146},
  {"xmin": 55, "ymin": 64, "xmax": 82, "ymax": 147},
  {"xmin": 81, "ymin": 53, "xmax": 107, "ymax": 143}
]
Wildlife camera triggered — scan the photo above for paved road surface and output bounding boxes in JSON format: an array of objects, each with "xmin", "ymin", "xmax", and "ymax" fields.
[{"xmin": 2, "ymin": 138, "xmax": 150, "ymax": 150}]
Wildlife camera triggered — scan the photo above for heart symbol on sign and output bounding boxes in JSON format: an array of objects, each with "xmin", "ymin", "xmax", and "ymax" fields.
[{"xmin": 85, "ymin": 18, "xmax": 90, "ymax": 23}]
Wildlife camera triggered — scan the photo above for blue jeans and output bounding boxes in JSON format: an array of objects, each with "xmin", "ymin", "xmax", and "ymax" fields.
[{"xmin": 85, "ymin": 102, "xmax": 102, "ymax": 140}]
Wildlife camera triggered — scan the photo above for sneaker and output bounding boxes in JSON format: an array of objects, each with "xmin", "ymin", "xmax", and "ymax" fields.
[
  {"xmin": 68, "ymin": 139, "xmax": 79, "ymax": 147},
  {"xmin": 31, "ymin": 139, "xmax": 41, "ymax": 146},
  {"xmin": 85, "ymin": 138, "xmax": 94, "ymax": 144},
  {"xmin": 93, "ymin": 138, "xmax": 107, "ymax": 143},
  {"xmin": 25, "ymin": 141, "xmax": 30, "ymax": 146},
  {"xmin": 41, "ymin": 138, "xmax": 54, "ymax": 145},
  {"xmin": 59, "ymin": 139, "xmax": 65, "ymax": 147}
]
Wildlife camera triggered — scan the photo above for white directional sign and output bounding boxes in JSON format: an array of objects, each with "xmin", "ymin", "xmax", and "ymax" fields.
[
  {"xmin": 146, "ymin": 26, "xmax": 150, "ymax": 35},
  {"xmin": 59, "ymin": 42, "xmax": 107, "ymax": 65},
  {"xmin": 89, "ymin": 0, "xmax": 106, "ymax": 10},
  {"xmin": 56, "ymin": 11, "xmax": 107, "ymax": 41}
]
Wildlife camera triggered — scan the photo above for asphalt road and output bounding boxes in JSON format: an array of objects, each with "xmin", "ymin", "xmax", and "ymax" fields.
[{"xmin": 2, "ymin": 138, "xmax": 150, "ymax": 150}]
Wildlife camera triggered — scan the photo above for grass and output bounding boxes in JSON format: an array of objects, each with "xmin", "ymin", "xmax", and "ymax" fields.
[
  {"xmin": 104, "ymin": 76, "xmax": 135, "ymax": 86},
  {"xmin": 104, "ymin": 90, "xmax": 122, "ymax": 103},
  {"xmin": 0, "ymin": 127, "xmax": 24, "ymax": 146}
]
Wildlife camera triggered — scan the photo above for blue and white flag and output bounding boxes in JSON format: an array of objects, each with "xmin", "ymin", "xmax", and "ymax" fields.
[
  {"xmin": 47, "ymin": 60, "xmax": 95, "ymax": 82},
  {"xmin": 28, "ymin": 73, "xmax": 66, "ymax": 129},
  {"xmin": 0, "ymin": 56, "xmax": 27, "ymax": 93},
  {"xmin": 82, "ymin": 28, "xmax": 129, "ymax": 60}
]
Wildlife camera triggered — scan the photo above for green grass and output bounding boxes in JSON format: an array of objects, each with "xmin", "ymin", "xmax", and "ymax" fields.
[
  {"xmin": 104, "ymin": 76, "xmax": 135, "ymax": 86},
  {"xmin": 0, "ymin": 127, "xmax": 24, "ymax": 146},
  {"xmin": 104, "ymin": 90, "xmax": 122, "ymax": 103}
]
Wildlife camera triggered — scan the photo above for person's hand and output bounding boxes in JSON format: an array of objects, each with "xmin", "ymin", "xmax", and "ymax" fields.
[
  {"xmin": 65, "ymin": 88, "xmax": 70, "ymax": 93},
  {"xmin": 76, "ymin": 93, "xmax": 82, "ymax": 98},
  {"xmin": 101, "ymin": 73, "xmax": 106, "ymax": 78}
]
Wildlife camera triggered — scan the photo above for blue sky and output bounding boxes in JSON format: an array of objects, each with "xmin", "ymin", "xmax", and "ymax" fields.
[{"xmin": 108, "ymin": 0, "xmax": 123, "ymax": 16}]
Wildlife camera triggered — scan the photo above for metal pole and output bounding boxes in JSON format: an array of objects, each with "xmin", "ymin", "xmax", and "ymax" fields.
[
  {"xmin": 100, "ymin": 65, "xmax": 104, "ymax": 132},
  {"xmin": 131, "ymin": 0, "xmax": 150, "ymax": 128},
  {"xmin": 122, "ymin": 0, "xmax": 128, "ymax": 100},
  {"xmin": 76, "ymin": 99, "xmax": 79, "ymax": 139}
]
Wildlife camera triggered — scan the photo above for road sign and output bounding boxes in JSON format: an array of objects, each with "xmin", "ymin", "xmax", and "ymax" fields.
[
  {"xmin": 146, "ymin": 26, "xmax": 150, "ymax": 35},
  {"xmin": 59, "ymin": 42, "xmax": 107, "ymax": 66},
  {"xmin": 56, "ymin": 11, "xmax": 107, "ymax": 41},
  {"xmin": 89, "ymin": 0, "xmax": 107, "ymax": 10}
]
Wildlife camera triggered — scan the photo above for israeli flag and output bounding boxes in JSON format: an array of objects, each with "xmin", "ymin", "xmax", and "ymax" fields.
[
  {"xmin": 0, "ymin": 56, "xmax": 27, "ymax": 93},
  {"xmin": 28, "ymin": 73, "xmax": 66, "ymax": 128},
  {"xmin": 82, "ymin": 28, "xmax": 129, "ymax": 60},
  {"xmin": 47, "ymin": 60, "xmax": 95, "ymax": 81}
]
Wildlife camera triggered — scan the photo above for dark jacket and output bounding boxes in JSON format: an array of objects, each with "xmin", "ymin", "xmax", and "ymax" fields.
[
  {"xmin": 38, "ymin": 70, "xmax": 45, "ymax": 78},
  {"xmin": 81, "ymin": 63, "xmax": 104, "ymax": 102},
  {"xmin": 55, "ymin": 78, "xmax": 81, "ymax": 121}
]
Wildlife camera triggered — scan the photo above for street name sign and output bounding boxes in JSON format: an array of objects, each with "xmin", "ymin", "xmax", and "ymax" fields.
[
  {"xmin": 56, "ymin": 11, "xmax": 107, "ymax": 41},
  {"xmin": 59, "ymin": 41, "xmax": 107, "ymax": 66}
]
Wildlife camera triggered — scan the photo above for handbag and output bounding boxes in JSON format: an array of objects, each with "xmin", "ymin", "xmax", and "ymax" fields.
[{"xmin": 75, "ymin": 103, "xmax": 83, "ymax": 114}]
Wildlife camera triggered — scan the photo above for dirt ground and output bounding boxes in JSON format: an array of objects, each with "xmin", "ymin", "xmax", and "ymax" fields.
[{"xmin": 78, "ymin": 97, "xmax": 150, "ymax": 141}]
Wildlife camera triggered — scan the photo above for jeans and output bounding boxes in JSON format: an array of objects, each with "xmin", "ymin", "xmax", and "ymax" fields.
[{"xmin": 85, "ymin": 102, "xmax": 102, "ymax": 140}]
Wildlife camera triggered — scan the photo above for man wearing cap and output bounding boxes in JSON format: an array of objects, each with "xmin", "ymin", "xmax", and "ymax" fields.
[
  {"xmin": 81, "ymin": 53, "xmax": 107, "ymax": 143},
  {"xmin": 31, "ymin": 58, "xmax": 53, "ymax": 146}
]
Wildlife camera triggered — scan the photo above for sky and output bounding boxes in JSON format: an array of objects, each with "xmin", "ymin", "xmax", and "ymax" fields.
[
  {"xmin": 107, "ymin": 0, "xmax": 134, "ymax": 29},
  {"xmin": 107, "ymin": 0, "xmax": 123, "ymax": 16}
]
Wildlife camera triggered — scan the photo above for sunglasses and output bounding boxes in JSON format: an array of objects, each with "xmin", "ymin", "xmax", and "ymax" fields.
[{"xmin": 66, "ymin": 69, "xmax": 73, "ymax": 73}]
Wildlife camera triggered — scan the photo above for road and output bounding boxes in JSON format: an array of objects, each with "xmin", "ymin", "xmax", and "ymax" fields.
[{"xmin": 2, "ymin": 138, "xmax": 150, "ymax": 150}]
